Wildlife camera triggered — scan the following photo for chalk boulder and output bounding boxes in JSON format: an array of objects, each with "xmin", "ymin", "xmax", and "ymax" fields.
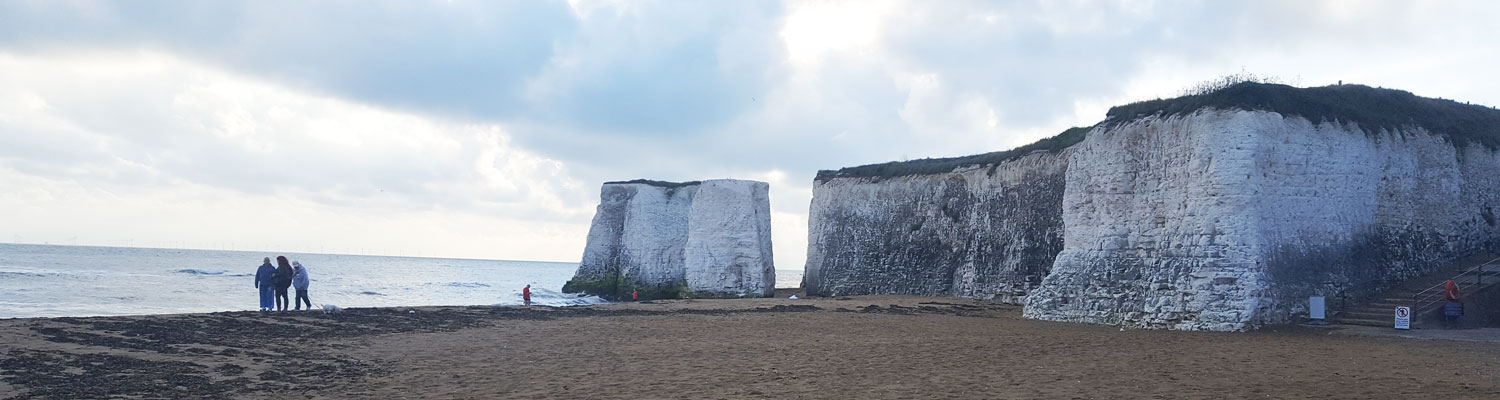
[{"xmin": 563, "ymin": 179, "xmax": 775, "ymax": 300}]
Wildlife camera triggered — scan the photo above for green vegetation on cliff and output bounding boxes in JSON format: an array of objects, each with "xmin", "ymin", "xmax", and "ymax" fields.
[
  {"xmin": 563, "ymin": 274, "xmax": 691, "ymax": 301},
  {"xmin": 1107, "ymin": 82, "xmax": 1500, "ymax": 149},
  {"xmin": 815, "ymin": 125, "xmax": 1090, "ymax": 182},
  {"xmin": 817, "ymin": 81, "xmax": 1500, "ymax": 182},
  {"xmin": 603, "ymin": 179, "xmax": 702, "ymax": 188}
]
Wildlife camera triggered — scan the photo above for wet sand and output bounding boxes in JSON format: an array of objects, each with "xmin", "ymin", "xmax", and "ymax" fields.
[{"xmin": 2, "ymin": 295, "xmax": 1499, "ymax": 399}]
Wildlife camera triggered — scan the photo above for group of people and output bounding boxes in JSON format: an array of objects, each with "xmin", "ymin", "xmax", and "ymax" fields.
[
  {"xmin": 252, "ymin": 256, "xmax": 542, "ymax": 311},
  {"xmin": 255, "ymin": 256, "xmax": 312, "ymax": 312}
]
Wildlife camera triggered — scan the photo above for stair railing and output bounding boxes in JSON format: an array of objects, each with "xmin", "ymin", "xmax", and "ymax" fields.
[{"xmin": 1413, "ymin": 255, "xmax": 1500, "ymax": 316}]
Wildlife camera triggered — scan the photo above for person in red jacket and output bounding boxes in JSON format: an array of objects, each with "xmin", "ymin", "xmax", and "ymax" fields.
[{"xmin": 522, "ymin": 284, "xmax": 532, "ymax": 307}]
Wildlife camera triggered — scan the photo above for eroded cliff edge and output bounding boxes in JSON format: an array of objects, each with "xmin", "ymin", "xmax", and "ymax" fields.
[
  {"xmin": 807, "ymin": 82, "xmax": 1500, "ymax": 330},
  {"xmin": 564, "ymin": 179, "xmax": 775, "ymax": 300}
]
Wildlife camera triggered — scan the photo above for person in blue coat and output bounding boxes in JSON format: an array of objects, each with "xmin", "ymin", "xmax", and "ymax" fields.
[
  {"xmin": 254, "ymin": 257, "xmax": 276, "ymax": 312},
  {"xmin": 291, "ymin": 261, "xmax": 312, "ymax": 310}
]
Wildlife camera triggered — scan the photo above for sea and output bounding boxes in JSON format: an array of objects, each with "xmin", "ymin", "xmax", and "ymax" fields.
[{"xmin": 0, "ymin": 243, "xmax": 805, "ymax": 319}]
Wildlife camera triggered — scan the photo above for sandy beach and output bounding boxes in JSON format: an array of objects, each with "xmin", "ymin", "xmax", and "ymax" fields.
[{"xmin": 3, "ymin": 294, "xmax": 1499, "ymax": 399}]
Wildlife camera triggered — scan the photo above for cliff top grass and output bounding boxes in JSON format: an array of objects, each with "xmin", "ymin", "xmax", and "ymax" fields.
[
  {"xmin": 815, "ymin": 125, "xmax": 1090, "ymax": 182},
  {"xmin": 1106, "ymin": 81, "xmax": 1500, "ymax": 149},
  {"xmin": 817, "ymin": 81, "xmax": 1500, "ymax": 182},
  {"xmin": 603, "ymin": 179, "xmax": 702, "ymax": 188}
]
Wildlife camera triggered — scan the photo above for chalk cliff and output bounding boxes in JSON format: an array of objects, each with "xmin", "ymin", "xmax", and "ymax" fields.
[
  {"xmin": 564, "ymin": 179, "xmax": 775, "ymax": 300},
  {"xmin": 804, "ymin": 151, "xmax": 1070, "ymax": 303},
  {"xmin": 806, "ymin": 83, "xmax": 1500, "ymax": 330},
  {"xmin": 1025, "ymin": 109, "xmax": 1500, "ymax": 330}
]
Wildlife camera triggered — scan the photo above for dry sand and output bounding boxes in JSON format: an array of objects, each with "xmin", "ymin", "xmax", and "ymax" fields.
[{"xmin": 2, "ymin": 294, "xmax": 1499, "ymax": 399}]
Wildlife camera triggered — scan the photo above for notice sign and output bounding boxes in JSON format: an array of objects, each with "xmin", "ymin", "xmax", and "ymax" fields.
[
  {"xmin": 1309, "ymin": 296, "xmax": 1326, "ymax": 320},
  {"xmin": 1394, "ymin": 306, "xmax": 1411, "ymax": 330}
]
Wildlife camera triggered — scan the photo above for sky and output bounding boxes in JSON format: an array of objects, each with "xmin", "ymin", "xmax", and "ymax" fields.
[{"xmin": 2, "ymin": 0, "xmax": 1498, "ymax": 268}]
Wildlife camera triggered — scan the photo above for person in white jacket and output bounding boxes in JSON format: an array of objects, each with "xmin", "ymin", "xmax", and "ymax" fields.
[{"xmin": 292, "ymin": 261, "xmax": 312, "ymax": 311}]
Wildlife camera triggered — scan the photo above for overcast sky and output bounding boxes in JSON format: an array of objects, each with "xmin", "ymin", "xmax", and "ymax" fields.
[{"xmin": 2, "ymin": 0, "xmax": 1497, "ymax": 267}]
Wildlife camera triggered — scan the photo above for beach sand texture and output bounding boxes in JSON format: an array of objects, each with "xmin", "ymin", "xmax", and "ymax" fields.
[{"xmin": 3, "ymin": 294, "xmax": 1499, "ymax": 399}]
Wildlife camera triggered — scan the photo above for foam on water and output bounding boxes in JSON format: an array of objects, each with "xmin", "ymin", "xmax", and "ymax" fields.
[
  {"xmin": 443, "ymin": 282, "xmax": 491, "ymax": 288},
  {"xmin": 173, "ymin": 268, "xmax": 253, "ymax": 277},
  {"xmin": 497, "ymin": 287, "xmax": 610, "ymax": 307}
]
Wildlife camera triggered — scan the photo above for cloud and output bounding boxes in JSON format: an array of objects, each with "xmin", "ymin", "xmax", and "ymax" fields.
[
  {"xmin": 0, "ymin": 0, "xmax": 579, "ymax": 120},
  {"xmin": 520, "ymin": 1, "xmax": 785, "ymax": 136},
  {"xmin": 0, "ymin": 164, "xmax": 589, "ymax": 261},
  {"xmin": 0, "ymin": 50, "xmax": 596, "ymax": 260}
]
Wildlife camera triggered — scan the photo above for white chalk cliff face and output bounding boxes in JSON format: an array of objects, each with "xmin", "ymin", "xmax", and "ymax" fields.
[
  {"xmin": 807, "ymin": 104, "xmax": 1500, "ymax": 331},
  {"xmin": 1025, "ymin": 109, "xmax": 1500, "ymax": 330},
  {"xmin": 685, "ymin": 180, "xmax": 776, "ymax": 297},
  {"xmin": 564, "ymin": 179, "xmax": 775, "ymax": 300},
  {"xmin": 804, "ymin": 152, "xmax": 1069, "ymax": 303}
]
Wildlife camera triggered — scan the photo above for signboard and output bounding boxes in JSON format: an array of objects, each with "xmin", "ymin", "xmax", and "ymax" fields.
[
  {"xmin": 1394, "ymin": 306, "xmax": 1411, "ymax": 330},
  {"xmin": 1309, "ymin": 296, "xmax": 1326, "ymax": 320}
]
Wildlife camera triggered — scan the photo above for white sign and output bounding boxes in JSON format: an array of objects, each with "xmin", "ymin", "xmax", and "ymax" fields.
[
  {"xmin": 1394, "ymin": 306, "xmax": 1411, "ymax": 330},
  {"xmin": 1309, "ymin": 296, "xmax": 1326, "ymax": 320}
]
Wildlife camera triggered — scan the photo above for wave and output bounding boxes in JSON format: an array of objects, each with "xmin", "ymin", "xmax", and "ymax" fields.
[
  {"xmin": 358, "ymin": 291, "xmax": 385, "ymax": 296},
  {"xmin": 0, "ymin": 271, "xmax": 52, "ymax": 278},
  {"xmin": 0, "ymin": 266, "xmax": 67, "ymax": 278},
  {"xmin": 497, "ymin": 287, "xmax": 609, "ymax": 307},
  {"xmin": 443, "ymin": 282, "xmax": 491, "ymax": 288},
  {"xmin": 173, "ymin": 269, "xmax": 253, "ymax": 277}
]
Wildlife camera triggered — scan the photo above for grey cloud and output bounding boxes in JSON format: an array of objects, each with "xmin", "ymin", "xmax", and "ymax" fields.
[
  {"xmin": 0, "ymin": 1, "xmax": 578, "ymax": 120},
  {"xmin": 0, "ymin": 50, "xmax": 596, "ymax": 223},
  {"xmin": 516, "ymin": 0, "xmax": 786, "ymax": 136},
  {"xmin": 2, "ymin": 0, "xmax": 792, "ymax": 140}
]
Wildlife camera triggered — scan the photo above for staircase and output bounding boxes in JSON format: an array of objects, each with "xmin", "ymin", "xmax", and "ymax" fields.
[{"xmin": 1330, "ymin": 254, "xmax": 1500, "ymax": 327}]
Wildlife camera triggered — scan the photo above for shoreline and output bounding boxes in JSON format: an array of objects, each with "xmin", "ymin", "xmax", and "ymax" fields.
[
  {"xmin": 3, "ymin": 296, "xmax": 1499, "ymax": 399},
  {"xmin": 0, "ymin": 287, "xmax": 806, "ymax": 321}
]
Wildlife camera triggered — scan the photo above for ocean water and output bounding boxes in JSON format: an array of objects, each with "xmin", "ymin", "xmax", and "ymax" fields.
[{"xmin": 0, "ymin": 243, "xmax": 805, "ymax": 319}]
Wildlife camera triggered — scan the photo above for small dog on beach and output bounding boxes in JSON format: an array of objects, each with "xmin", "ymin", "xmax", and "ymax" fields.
[{"xmin": 320, "ymin": 304, "xmax": 341, "ymax": 314}]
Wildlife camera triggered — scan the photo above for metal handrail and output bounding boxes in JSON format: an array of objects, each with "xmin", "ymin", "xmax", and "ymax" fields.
[{"xmin": 1413, "ymin": 255, "xmax": 1500, "ymax": 315}]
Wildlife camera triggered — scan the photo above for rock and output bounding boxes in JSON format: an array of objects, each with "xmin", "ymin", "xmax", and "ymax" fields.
[
  {"xmin": 804, "ymin": 151, "xmax": 1069, "ymax": 304},
  {"xmin": 1025, "ymin": 109, "xmax": 1500, "ymax": 330},
  {"xmin": 684, "ymin": 180, "xmax": 776, "ymax": 297},
  {"xmin": 806, "ymin": 84, "xmax": 1500, "ymax": 331},
  {"xmin": 564, "ymin": 179, "xmax": 775, "ymax": 300}
]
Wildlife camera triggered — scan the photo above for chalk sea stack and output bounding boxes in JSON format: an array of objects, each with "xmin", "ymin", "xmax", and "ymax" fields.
[
  {"xmin": 806, "ymin": 82, "xmax": 1500, "ymax": 330},
  {"xmin": 564, "ymin": 179, "xmax": 775, "ymax": 300}
]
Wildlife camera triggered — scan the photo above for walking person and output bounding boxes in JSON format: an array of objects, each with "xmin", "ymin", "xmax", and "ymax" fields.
[
  {"xmin": 292, "ymin": 261, "xmax": 312, "ymax": 311},
  {"xmin": 272, "ymin": 256, "xmax": 294, "ymax": 311},
  {"xmin": 255, "ymin": 257, "xmax": 276, "ymax": 312},
  {"xmin": 522, "ymin": 284, "xmax": 532, "ymax": 307}
]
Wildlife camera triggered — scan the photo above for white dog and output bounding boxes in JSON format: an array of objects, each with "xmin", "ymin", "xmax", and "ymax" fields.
[{"xmin": 320, "ymin": 304, "xmax": 341, "ymax": 314}]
